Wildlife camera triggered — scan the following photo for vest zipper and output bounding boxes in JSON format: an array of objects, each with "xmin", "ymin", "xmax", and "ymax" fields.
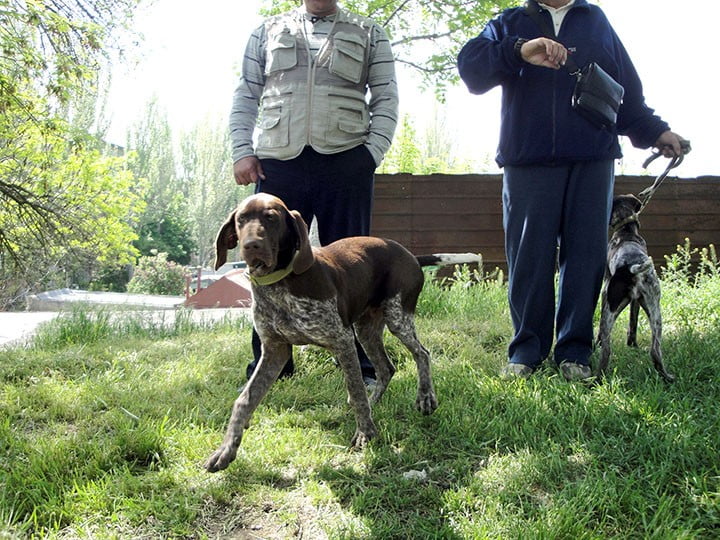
[{"xmin": 301, "ymin": 10, "xmax": 340, "ymax": 147}]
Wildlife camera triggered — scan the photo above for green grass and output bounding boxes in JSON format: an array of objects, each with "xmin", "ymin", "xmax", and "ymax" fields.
[{"xmin": 1, "ymin": 245, "xmax": 719, "ymax": 539}]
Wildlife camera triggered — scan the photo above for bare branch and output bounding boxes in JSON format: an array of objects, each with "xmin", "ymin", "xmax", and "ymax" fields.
[
  {"xmin": 392, "ymin": 31, "xmax": 453, "ymax": 47},
  {"xmin": 394, "ymin": 57, "xmax": 455, "ymax": 74},
  {"xmin": 382, "ymin": 0, "xmax": 413, "ymax": 27}
]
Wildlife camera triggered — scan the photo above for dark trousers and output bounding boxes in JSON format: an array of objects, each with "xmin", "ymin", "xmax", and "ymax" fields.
[
  {"xmin": 502, "ymin": 160, "xmax": 614, "ymax": 368},
  {"xmin": 247, "ymin": 145, "xmax": 377, "ymax": 379}
]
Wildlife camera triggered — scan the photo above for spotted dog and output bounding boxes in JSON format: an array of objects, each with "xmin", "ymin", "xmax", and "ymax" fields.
[
  {"xmin": 205, "ymin": 193, "xmax": 480, "ymax": 472},
  {"xmin": 597, "ymin": 194, "xmax": 674, "ymax": 382}
]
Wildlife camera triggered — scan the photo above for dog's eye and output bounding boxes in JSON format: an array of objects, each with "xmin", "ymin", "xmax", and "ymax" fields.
[{"xmin": 264, "ymin": 211, "xmax": 279, "ymax": 222}]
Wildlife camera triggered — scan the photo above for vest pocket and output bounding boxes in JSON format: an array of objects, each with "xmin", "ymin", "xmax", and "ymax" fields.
[
  {"xmin": 329, "ymin": 31, "xmax": 366, "ymax": 83},
  {"xmin": 258, "ymin": 104, "xmax": 289, "ymax": 148},
  {"xmin": 327, "ymin": 94, "xmax": 369, "ymax": 147},
  {"xmin": 266, "ymin": 31, "xmax": 297, "ymax": 74}
]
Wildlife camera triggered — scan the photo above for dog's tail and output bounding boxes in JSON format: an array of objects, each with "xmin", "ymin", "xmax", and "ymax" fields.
[{"xmin": 416, "ymin": 252, "xmax": 482, "ymax": 268}]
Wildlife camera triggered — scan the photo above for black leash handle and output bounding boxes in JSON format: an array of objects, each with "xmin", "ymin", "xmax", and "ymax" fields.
[
  {"xmin": 641, "ymin": 138, "xmax": 692, "ymax": 170},
  {"xmin": 638, "ymin": 138, "xmax": 692, "ymax": 211}
]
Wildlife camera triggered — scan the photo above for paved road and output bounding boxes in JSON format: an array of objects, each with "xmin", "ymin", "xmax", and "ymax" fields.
[
  {"xmin": 0, "ymin": 312, "xmax": 60, "ymax": 348},
  {"xmin": 0, "ymin": 308, "xmax": 250, "ymax": 349}
]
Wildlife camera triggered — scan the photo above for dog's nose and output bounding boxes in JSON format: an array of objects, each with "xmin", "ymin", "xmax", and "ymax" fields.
[{"xmin": 242, "ymin": 237, "xmax": 263, "ymax": 252}]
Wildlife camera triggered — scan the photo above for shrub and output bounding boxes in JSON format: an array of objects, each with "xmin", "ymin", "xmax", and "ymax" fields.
[{"xmin": 126, "ymin": 252, "xmax": 186, "ymax": 295}]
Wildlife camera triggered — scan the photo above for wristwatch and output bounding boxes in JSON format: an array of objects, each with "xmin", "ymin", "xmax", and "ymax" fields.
[{"xmin": 514, "ymin": 38, "xmax": 528, "ymax": 61}]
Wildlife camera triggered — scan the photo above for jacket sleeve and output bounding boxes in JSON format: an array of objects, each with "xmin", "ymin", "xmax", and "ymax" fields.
[
  {"xmin": 229, "ymin": 25, "xmax": 266, "ymax": 163},
  {"xmin": 365, "ymin": 23, "xmax": 399, "ymax": 166},
  {"xmin": 613, "ymin": 30, "xmax": 670, "ymax": 149},
  {"xmin": 457, "ymin": 18, "xmax": 526, "ymax": 95}
]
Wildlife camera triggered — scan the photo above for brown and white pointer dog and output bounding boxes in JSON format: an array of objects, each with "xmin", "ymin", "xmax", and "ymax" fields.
[
  {"xmin": 597, "ymin": 194, "xmax": 674, "ymax": 382},
  {"xmin": 205, "ymin": 193, "xmax": 480, "ymax": 472}
]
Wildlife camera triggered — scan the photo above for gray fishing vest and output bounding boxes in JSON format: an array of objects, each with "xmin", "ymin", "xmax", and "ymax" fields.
[{"xmin": 257, "ymin": 9, "xmax": 372, "ymax": 160}]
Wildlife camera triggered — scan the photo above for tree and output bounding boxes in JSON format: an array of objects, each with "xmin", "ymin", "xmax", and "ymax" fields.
[
  {"xmin": 179, "ymin": 117, "xmax": 253, "ymax": 268},
  {"xmin": 379, "ymin": 112, "xmax": 475, "ymax": 174},
  {"xmin": 0, "ymin": 0, "xmax": 139, "ymax": 112},
  {"xmin": 260, "ymin": 0, "xmax": 515, "ymax": 93},
  {"xmin": 379, "ymin": 115, "xmax": 422, "ymax": 173},
  {"xmin": 0, "ymin": 0, "xmax": 144, "ymax": 306},
  {"xmin": 417, "ymin": 102, "xmax": 475, "ymax": 174},
  {"xmin": 126, "ymin": 99, "xmax": 195, "ymax": 265},
  {"xmin": 0, "ymin": 123, "xmax": 144, "ymax": 306}
]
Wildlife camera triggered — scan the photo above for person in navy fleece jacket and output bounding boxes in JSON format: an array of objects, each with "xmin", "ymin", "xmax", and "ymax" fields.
[{"xmin": 457, "ymin": 0, "xmax": 686, "ymax": 381}]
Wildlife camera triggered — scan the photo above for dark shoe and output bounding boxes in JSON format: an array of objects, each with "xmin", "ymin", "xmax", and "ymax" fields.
[
  {"xmin": 362, "ymin": 375, "xmax": 377, "ymax": 392},
  {"xmin": 500, "ymin": 363, "xmax": 534, "ymax": 380},
  {"xmin": 558, "ymin": 360, "xmax": 593, "ymax": 382}
]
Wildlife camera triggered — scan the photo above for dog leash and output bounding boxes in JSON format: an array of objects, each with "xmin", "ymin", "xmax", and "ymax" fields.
[{"xmin": 637, "ymin": 138, "xmax": 692, "ymax": 213}]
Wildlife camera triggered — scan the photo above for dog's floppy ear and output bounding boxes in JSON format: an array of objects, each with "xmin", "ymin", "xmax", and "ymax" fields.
[
  {"xmin": 214, "ymin": 210, "xmax": 238, "ymax": 270},
  {"xmin": 288, "ymin": 209, "xmax": 314, "ymax": 274}
]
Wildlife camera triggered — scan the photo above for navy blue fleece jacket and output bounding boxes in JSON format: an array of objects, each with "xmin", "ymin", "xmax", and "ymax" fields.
[{"xmin": 457, "ymin": 0, "xmax": 670, "ymax": 167}]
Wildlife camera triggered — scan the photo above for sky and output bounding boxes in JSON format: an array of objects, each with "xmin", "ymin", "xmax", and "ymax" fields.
[{"xmin": 106, "ymin": 0, "xmax": 717, "ymax": 178}]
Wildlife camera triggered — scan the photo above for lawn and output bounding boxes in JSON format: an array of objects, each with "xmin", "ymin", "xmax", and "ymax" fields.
[{"xmin": 1, "ymin": 244, "xmax": 719, "ymax": 539}]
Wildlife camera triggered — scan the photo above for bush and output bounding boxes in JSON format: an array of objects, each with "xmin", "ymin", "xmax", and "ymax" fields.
[
  {"xmin": 127, "ymin": 252, "xmax": 186, "ymax": 295},
  {"xmin": 89, "ymin": 263, "xmax": 133, "ymax": 292}
]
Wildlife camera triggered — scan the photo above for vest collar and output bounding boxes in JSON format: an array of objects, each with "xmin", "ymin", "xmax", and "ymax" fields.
[
  {"xmin": 297, "ymin": 6, "xmax": 339, "ymax": 23},
  {"xmin": 248, "ymin": 250, "xmax": 300, "ymax": 286}
]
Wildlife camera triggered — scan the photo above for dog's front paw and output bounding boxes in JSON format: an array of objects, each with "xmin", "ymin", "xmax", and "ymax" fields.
[
  {"xmin": 204, "ymin": 444, "xmax": 238, "ymax": 473},
  {"xmin": 416, "ymin": 391, "xmax": 438, "ymax": 415},
  {"xmin": 350, "ymin": 426, "xmax": 377, "ymax": 449}
]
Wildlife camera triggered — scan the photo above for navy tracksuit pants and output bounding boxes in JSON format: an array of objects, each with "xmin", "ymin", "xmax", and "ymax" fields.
[
  {"xmin": 502, "ymin": 160, "xmax": 614, "ymax": 369},
  {"xmin": 247, "ymin": 144, "xmax": 377, "ymax": 379}
]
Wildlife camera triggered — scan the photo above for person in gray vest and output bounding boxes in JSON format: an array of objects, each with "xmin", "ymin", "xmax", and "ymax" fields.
[{"xmin": 230, "ymin": 0, "xmax": 399, "ymax": 386}]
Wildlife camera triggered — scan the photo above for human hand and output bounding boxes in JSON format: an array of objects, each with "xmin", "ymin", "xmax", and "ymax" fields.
[
  {"xmin": 233, "ymin": 156, "xmax": 265, "ymax": 186},
  {"xmin": 519, "ymin": 37, "xmax": 568, "ymax": 70},
  {"xmin": 653, "ymin": 131, "xmax": 690, "ymax": 158}
]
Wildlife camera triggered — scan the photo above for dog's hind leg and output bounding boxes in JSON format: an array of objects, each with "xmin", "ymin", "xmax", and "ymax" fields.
[
  {"xmin": 354, "ymin": 310, "xmax": 395, "ymax": 406},
  {"xmin": 640, "ymin": 297, "xmax": 675, "ymax": 382},
  {"xmin": 597, "ymin": 294, "xmax": 630, "ymax": 380},
  {"xmin": 205, "ymin": 341, "xmax": 291, "ymax": 472},
  {"xmin": 383, "ymin": 297, "xmax": 437, "ymax": 415},
  {"xmin": 627, "ymin": 299, "xmax": 640, "ymax": 347}
]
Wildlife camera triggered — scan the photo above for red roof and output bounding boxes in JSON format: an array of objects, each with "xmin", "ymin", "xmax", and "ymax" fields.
[{"xmin": 184, "ymin": 269, "xmax": 252, "ymax": 309}]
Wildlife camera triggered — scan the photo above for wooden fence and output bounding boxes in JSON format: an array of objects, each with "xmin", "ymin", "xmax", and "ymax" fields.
[{"xmin": 371, "ymin": 174, "xmax": 720, "ymax": 272}]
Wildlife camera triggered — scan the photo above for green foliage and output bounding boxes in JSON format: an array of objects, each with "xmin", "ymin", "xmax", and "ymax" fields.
[
  {"xmin": 379, "ymin": 113, "xmax": 476, "ymax": 173},
  {"xmin": 379, "ymin": 115, "xmax": 422, "ymax": 172},
  {"xmin": 660, "ymin": 240, "xmax": 720, "ymax": 336},
  {"xmin": 29, "ymin": 307, "xmax": 244, "ymax": 351},
  {"xmin": 179, "ymin": 118, "xmax": 253, "ymax": 267},
  {"xmin": 0, "ymin": 0, "xmax": 143, "ymax": 306},
  {"xmin": 662, "ymin": 238, "xmax": 719, "ymax": 285},
  {"xmin": 260, "ymin": 0, "xmax": 515, "ymax": 92},
  {"xmin": 89, "ymin": 263, "xmax": 133, "ymax": 292},
  {"xmin": 0, "ymin": 118, "xmax": 144, "ymax": 306},
  {"xmin": 134, "ymin": 201, "xmax": 196, "ymax": 265},
  {"xmin": 0, "ymin": 0, "xmax": 137, "ymax": 116},
  {"xmin": 126, "ymin": 252, "xmax": 186, "ymax": 296},
  {"xmin": 127, "ymin": 99, "xmax": 195, "ymax": 264}
]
